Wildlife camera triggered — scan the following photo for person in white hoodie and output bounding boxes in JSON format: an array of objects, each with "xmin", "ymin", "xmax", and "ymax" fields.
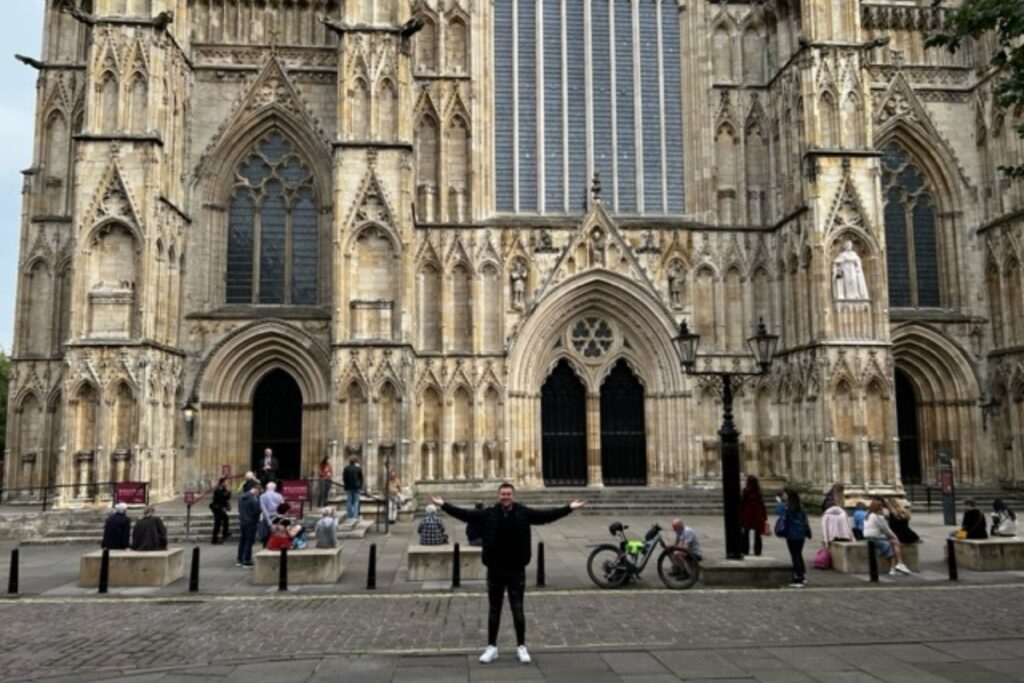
[
  {"xmin": 864, "ymin": 498, "xmax": 912, "ymax": 575},
  {"xmin": 991, "ymin": 499, "xmax": 1018, "ymax": 537},
  {"xmin": 821, "ymin": 504, "xmax": 854, "ymax": 543}
]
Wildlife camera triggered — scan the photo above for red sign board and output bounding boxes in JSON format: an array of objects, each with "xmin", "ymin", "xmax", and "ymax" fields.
[
  {"xmin": 280, "ymin": 480, "xmax": 309, "ymax": 502},
  {"xmin": 939, "ymin": 469, "xmax": 954, "ymax": 495},
  {"xmin": 221, "ymin": 464, "xmax": 232, "ymax": 477},
  {"xmin": 115, "ymin": 482, "xmax": 147, "ymax": 505},
  {"xmin": 184, "ymin": 490, "xmax": 195, "ymax": 505}
]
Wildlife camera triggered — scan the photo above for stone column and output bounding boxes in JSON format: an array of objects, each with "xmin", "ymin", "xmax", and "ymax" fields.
[{"xmin": 586, "ymin": 392, "xmax": 603, "ymax": 487}]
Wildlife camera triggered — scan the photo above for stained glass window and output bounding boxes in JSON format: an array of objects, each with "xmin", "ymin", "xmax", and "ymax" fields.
[
  {"xmin": 226, "ymin": 133, "xmax": 318, "ymax": 305},
  {"xmin": 881, "ymin": 143, "xmax": 940, "ymax": 308}
]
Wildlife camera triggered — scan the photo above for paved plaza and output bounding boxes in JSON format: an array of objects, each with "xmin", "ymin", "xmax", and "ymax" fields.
[{"xmin": 2, "ymin": 510, "xmax": 1023, "ymax": 681}]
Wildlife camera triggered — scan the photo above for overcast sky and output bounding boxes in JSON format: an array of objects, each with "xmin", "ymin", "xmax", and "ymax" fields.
[{"xmin": 0, "ymin": 3, "xmax": 46, "ymax": 351}]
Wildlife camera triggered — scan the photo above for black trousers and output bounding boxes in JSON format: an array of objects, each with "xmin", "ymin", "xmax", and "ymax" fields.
[
  {"xmin": 786, "ymin": 538, "xmax": 806, "ymax": 582},
  {"xmin": 486, "ymin": 566, "xmax": 526, "ymax": 647},
  {"xmin": 741, "ymin": 527, "xmax": 763, "ymax": 556},
  {"xmin": 212, "ymin": 507, "xmax": 230, "ymax": 541}
]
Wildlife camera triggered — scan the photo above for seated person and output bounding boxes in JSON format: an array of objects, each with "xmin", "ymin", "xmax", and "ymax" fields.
[
  {"xmin": 851, "ymin": 502, "xmax": 868, "ymax": 541},
  {"xmin": 314, "ymin": 506, "xmax": 339, "ymax": 548},
  {"xmin": 417, "ymin": 504, "xmax": 448, "ymax": 545},
  {"xmin": 266, "ymin": 524, "xmax": 293, "ymax": 551},
  {"xmin": 465, "ymin": 502, "xmax": 485, "ymax": 546},
  {"xmin": 130, "ymin": 506, "xmax": 168, "ymax": 551},
  {"xmin": 102, "ymin": 503, "xmax": 132, "ymax": 550},
  {"xmin": 670, "ymin": 518, "xmax": 702, "ymax": 561},
  {"xmin": 959, "ymin": 498, "xmax": 988, "ymax": 539},
  {"xmin": 991, "ymin": 499, "xmax": 1018, "ymax": 537},
  {"xmin": 272, "ymin": 503, "xmax": 308, "ymax": 549},
  {"xmin": 885, "ymin": 498, "xmax": 920, "ymax": 544},
  {"xmin": 821, "ymin": 503, "xmax": 854, "ymax": 543},
  {"xmin": 864, "ymin": 499, "xmax": 912, "ymax": 575}
]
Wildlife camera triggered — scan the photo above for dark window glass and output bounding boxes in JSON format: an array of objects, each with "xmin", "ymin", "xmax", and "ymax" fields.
[
  {"xmin": 884, "ymin": 185, "xmax": 911, "ymax": 307},
  {"xmin": 543, "ymin": 0, "xmax": 564, "ymax": 212},
  {"xmin": 591, "ymin": 0, "xmax": 614, "ymax": 205},
  {"xmin": 615, "ymin": 0, "xmax": 636, "ymax": 212},
  {"xmin": 494, "ymin": 1, "xmax": 514, "ymax": 211},
  {"xmin": 662, "ymin": 0, "xmax": 685, "ymax": 212},
  {"xmin": 518, "ymin": 0, "xmax": 537, "ymax": 212},
  {"xmin": 639, "ymin": 0, "xmax": 662, "ymax": 213},
  {"xmin": 566, "ymin": 0, "xmax": 587, "ymax": 212},
  {"xmin": 226, "ymin": 134, "xmax": 318, "ymax": 305},
  {"xmin": 914, "ymin": 197, "xmax": 940, "ymax": 306}
]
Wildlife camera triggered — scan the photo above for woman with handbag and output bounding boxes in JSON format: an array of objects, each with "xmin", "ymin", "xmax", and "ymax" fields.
[
  {"xmin": 778, "ymin": 489, "xmax": 812, "ymax": 587},
  {"xmin": 958, "ymin": 498, "xmax": 988, "ymax": 539},
  {"xmin": 739, "ymin": 475, "xmax": 767, "ymax": 556}
]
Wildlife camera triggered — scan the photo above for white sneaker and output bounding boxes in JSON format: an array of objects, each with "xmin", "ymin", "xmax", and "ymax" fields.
[
  {"xmin": 479, "ymin": 646, "xmax": 499, "ymax": 664},
  {"xmin": 516, "ymin": 645, "xmax": 532, "ymax": 664},
  {"xmin": 895, "ymin": 562, "xmax": 913, "ymax": 575},
  {"xmin": 889, "ymin": 568, "xmax": 900, "ymax": 576}
]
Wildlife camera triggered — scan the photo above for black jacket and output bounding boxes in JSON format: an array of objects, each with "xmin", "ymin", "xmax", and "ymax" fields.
[
  {"xmin": 342, "ymin": 464, "xmax": 363, "ymax": 491},
  {"xmin": 211, "ymin": 487, "xmax": 231, "ymax": 511},
  {"xmin": 442, "ymin": 501, "xmax": 572, "ymax": 568},
  {"xmin": 102, "ymin": 512, "xmax": 131, "ymax": 550},
  {"xmin": 131, "ymin": 516, "xmax": 168, "ymax": 551},
  {"xmin": 237, "ymin": 490, "xmax": 262, "ymax": 526}
]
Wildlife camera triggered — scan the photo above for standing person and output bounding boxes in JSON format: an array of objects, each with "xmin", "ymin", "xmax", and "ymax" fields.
[
  {"xmin": 102, "ymin": 503, "xmax": 131, "ymax": 550},
  {"xmin": 781, "ymin": 489, "xmax": 812, "ymax": 587},
  {"xmin": 739, "ymin": 475, "xmax": 767, "ymax": 556},
  {"xmin": 991, "ymin": 499, "xmax": 1018, "ymax": 537},
  {"xmin": 239, "ymin": 470, "xmax": 259, "ymax": 493},
  {"xmin": 342, "ymin": 457, "xmax": 363, "ymax": 520},
  {"xmin": 865, "ymin": 498, "xmax": 913, "ymax": 575},
  {"xmin": 386, "ymin": 468, "xmax": 403, "ymax": 524},
  {"xmin": 259, "ymin": 448, "xmax": 279, "ymax": 486},
  {"xmin": 210, "ymin": 477, "xmax": 231, "ymax": 544},
  {"xmin": 259, "ymin": 481, "xmax": 283, "ymax": 546},
  {"xmin": 316, "ymin": 456, "xmax": 333, "ymax": 508},
  {"xmin": 432, "ymin": 483, "xmax": 586, "ymax": 664},
  {"xmin": 131, "ymin": 507, "xmax": 168, "ymax": 551},
  {"xmin": 236, "ymin": 482, "xmax": 261, "ymax": 567}
]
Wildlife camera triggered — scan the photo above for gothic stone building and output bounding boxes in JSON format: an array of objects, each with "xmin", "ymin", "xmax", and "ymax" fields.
[{"xmin": 5, "ymin": 0, "xmax": 1024, "ymax": 505}]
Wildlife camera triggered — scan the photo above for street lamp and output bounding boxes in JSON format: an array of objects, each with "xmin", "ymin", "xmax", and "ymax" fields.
[
  {"xmin": 182, "ymin": 401, "xmax": 197, "ymax": 442},
  {"xmin": 674, "ymin": 318, "xmax": 779, "ymax": 560}
]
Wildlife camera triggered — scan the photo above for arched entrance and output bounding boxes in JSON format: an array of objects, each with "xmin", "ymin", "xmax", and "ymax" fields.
[
  {"xmin": 600, "ymin": 359, "xmax": 647, "ymax": 485},
  {"xmin": 541, "ymin": 359, "xmax": 587, "ymax": 486},
  {"xmin": 251, "ymin": 369, "xmax": 303, "ymax": 480},
  {"xmin": 895, "ymin": 369, "xmax": 921, "ymax": 485}
]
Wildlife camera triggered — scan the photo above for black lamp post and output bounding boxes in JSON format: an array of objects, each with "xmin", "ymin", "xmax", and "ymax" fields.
[{"xmin": 675, "ymin": 318, "xmax": 779, "ymax": 560}]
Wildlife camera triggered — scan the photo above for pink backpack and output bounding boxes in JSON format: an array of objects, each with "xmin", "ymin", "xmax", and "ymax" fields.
[{"xmin": 813, "ymin": 547, "xmax": 832, "ymax": 570}]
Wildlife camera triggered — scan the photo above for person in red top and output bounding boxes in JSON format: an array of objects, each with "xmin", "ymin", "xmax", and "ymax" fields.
[
  {"xmin": 316, "ymin": 456, "xmax": 333, "ymax": 507},
  {"xmin": 739, "ymin": 474, "xmax": 768, "ymax": 556},
  {"xmin": 266, "ymin": 524, "xmax": 293, "ymax": 551}
]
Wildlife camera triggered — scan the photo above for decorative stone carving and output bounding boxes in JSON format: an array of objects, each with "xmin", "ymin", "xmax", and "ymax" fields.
[{"xmin": 833, "ymin": 241, "xmax": 869, "ymax": 301}]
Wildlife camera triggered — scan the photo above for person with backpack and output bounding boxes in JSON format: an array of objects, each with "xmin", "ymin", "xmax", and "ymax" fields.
[{"xmin": 778, "ymin": 489, "xmax": 812, "ymax": 587}]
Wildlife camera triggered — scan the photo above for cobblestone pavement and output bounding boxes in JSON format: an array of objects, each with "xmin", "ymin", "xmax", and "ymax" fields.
[{"xmin": 2, "ymin": 584, "xmax": 1024, "ymax": 682}]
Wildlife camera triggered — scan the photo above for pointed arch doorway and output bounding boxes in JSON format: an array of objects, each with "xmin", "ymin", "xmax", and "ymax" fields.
[
  {"xmin": 600, "ymin": 359, "xmax": 647, "ymax": 485},
  {"xmin": 252, "ymin": 369, "xmax": 303, "ymax": 480},
  {"xmin": 895, "ymin": 368, "xmax": 922, "ymax": 485},
  {"xmin": 541, "ymin": 359, "xmax": 587, "ymax": 486}
]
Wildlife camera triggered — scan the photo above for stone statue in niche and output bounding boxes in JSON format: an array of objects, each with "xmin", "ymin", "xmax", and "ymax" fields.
[
  {"xmin": 832, "ymin": 241, "xmax": 869, "ymax": 301},
  {"xmin": 510, "ymin": 262, "xmax": 527, "ymax": 310},
  {"xmin": 668, "ymin": 263, "xmax": 684, "ymax": 308},
  {"xmin": 589, "ymin": 228, "xmax": 606, "ymax": 267}
]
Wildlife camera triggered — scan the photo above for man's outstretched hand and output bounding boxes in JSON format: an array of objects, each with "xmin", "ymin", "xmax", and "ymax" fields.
[
  {"xmin": 569, "ymin": 499, "xmax": 586, "ymax": 510},
  {"xmin": 431, "ymin": 495, "xmax": 445, "ymax": 507}
]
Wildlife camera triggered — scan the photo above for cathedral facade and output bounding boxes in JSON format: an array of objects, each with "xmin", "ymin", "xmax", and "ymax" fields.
[{"xmin": 5, "ymin": 0, "xmax": 1024, "ymax": 505}]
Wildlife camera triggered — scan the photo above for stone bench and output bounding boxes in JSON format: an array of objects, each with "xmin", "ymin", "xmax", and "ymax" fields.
[
  {"xmin": 949, "ymin": 538, "xmax": 1024, "ymax": 571},
  {"xmin": 828, "ymin": 540, "xmax": 920, "ymax": 574},
  {"xmin": 253, "ymin": 544, "xmax": 344, "ymax": 585},
  {"xmin": 79, "ymin": 547, "xmax": 184, "ymax": 587},
  {"xmin": 408, "ymin": 544, "xmax": 485, "ymax": 581}
]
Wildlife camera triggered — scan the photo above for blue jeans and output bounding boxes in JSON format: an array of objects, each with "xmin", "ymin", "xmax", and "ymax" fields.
[
  {"xmin": 345, "ymin": 489, "xmax": 361, "ymax": 520},
  {"xmin": 237, "ymin": 523, "xmax": 257, "ymax": 564}
]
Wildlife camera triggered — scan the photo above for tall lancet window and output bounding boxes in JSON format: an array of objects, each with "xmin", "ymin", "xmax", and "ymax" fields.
[
  {"xmin": 226, "ymin": 133, "xmax": 318, "ymax": 305},
  {"xmin": 881, "ymin": 142, "xmax": 940, "ymax": 308}
]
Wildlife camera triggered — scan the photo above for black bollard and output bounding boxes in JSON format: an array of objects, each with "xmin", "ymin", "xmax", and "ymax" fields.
[
  {"xmin": 366, "ymin": 543, "xmax": 377, "ymax": 590},
  {"xmin": 189, "ymin": 547, "xmax": 200, "ymax": 593},
  {"xmin": 7, "ymin": 549, "xmax": 18, "ymax": 595},
  {"xmin": 98, "ymin": 548, "xmax": 110, "ymax": 594},
  {"xmin": 867, "ymin": 540, "xmax": 879, "ymax": 583},
  {"xmin": 536, "ymin": 542, "xmax": 546, "ymax": 587},
  {"xmin": 278, "ymin": 548, "xmax": 288, "ymax": 592},
  {"xmin": 452, "ymin": 543, "xmax": 461, "ymax": 588},
  {"xmin": 946, "ymin": 538, "xmax": 959, "ymax": 581}
]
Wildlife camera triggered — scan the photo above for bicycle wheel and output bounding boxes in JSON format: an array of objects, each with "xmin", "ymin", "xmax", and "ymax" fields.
[
  {"xmin": 657, "ymin": 546, "xmax": 701, "ymax": 590},
  {"xmin": 586, "ymin": 544, "xmax": 630, "ymax": 589}
]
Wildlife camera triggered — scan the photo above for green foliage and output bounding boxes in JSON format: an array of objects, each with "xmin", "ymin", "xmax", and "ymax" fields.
[
  {"xmin": 0, "ymin": 348, "xmax": 9, "ymax": 457},
  {"xmin": 926, "ymin": 0, "xmax": 1024, "ymax": 177}
]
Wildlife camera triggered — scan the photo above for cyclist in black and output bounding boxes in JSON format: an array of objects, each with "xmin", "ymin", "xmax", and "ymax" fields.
[{"xmin": 432, "ymin": 483, "xmax": 585, "ymax": 664}]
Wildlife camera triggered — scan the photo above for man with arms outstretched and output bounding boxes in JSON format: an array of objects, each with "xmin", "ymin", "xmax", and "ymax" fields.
[{"xmin": 432, "ymin": 483, "xmax": 585, "ymax": 664}]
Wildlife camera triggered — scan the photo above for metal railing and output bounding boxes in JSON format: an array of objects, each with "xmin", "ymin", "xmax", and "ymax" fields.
[
  {"xmin": 0, "ymin": 481, "xmax": 149, "ymax": 511},
  {"xmin": 322, "ymin": 479, "xmax": 391, "ymax": 534}
]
